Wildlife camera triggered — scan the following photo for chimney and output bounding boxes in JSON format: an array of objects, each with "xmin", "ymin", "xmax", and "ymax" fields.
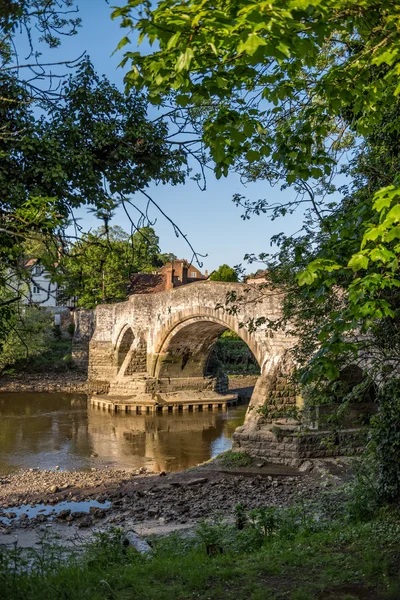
[
  {"xmin": 205, "ymin": 270, "xmax": 209, "ymax": 277},
  {"xmin": 164, "ymin": 264, "xmax": 175, "ymax": 290},
  {"xmin": 181, "ymin": 261, "xmax": 188, "ymax": 284}
]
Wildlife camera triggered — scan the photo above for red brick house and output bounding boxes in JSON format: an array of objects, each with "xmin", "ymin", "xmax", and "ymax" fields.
[{"xmin": 128, "ymin": 260, "xmax": 208, "ymax": 295}]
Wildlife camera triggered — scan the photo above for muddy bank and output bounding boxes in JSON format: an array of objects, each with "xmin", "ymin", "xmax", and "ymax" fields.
[
  {"xmin": 0, "ymin": 373, "xmax": 258, "ymax": 394},
  {"xmin": 0, "ymin": 372, "xmax": 88, "ymax": 393},
  {"xmin": 0, "ymin": 456, "xmax": 350, "ymax": 547}
]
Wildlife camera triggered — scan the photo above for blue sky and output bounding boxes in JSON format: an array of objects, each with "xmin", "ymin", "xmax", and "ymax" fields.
[{"xmin": 27, "ymin": 0, "xmax": 311, "ymax": 273}]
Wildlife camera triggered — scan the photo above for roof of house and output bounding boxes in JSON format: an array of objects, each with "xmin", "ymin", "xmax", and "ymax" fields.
[
  {"xmin": 127, "ymin": 273, "xmax": 168, "ymax": 295},
  {"xmin": 24, "ymin": 258, "xmax": 59, "ymax": 269},
  {"xmin": 128, "ymin": 260, "xmax": 209, "ymax": 295},
  {"xmin": 246, "ymin": 270, "xmax": 269, "ymax": 282},
  {"xmin": 158, "ymin": 260, "xmax": 207, "ymax": 278}
]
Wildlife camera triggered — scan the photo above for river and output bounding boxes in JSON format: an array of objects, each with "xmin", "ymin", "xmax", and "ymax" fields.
[{"xmin": 0, "ymin": 393, "xmax": 247, "ymax": 474}]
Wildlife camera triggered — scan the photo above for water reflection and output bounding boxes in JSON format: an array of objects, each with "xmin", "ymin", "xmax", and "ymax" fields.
[{"xmin": 0, "ymin": 393, "xmax": 247, "ymax": 474}]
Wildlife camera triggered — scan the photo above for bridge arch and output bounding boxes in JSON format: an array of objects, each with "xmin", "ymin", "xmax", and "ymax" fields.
[
  {"xmin": 150, "ymin": 310, "xmax": 265, "ymax": 380},
  {"xmin": 114, "ymin": 324, "xmax": 148, "ymax": 378},
  {"xmin": 114, "ymin": 325, "xmax": 135, "ymax": 376}
]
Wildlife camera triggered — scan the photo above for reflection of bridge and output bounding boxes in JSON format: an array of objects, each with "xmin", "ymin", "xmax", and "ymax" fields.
[
  {"xmin": 74, "ymin": 281, "xmax": 296, "ymax": 417},
  {"xmin": 87, "ymin": 404, "xmax": 242, "ymax": 472}
]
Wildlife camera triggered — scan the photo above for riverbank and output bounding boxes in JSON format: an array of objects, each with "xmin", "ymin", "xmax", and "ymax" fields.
[
  {"xmin": 0, "ymin": 454, "xmax": 350, "ymax": 547},
  {"xmin": 2, "ymin": 459, "xmax": 399, "ymax": 600},
  {"xmin": 0, "ymin": 373, "xmax": 258, "ymax": 394},
  {"xmin": 0, "ymin": 372, "xmax": 88, "ymax": 393}
]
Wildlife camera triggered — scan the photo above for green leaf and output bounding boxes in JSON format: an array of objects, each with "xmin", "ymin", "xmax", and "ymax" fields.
[
  {"xmin": 237, "ymin": 34, "xmax": 267, "ymax": 56},
  {"xmin": 297, "ymin": 269, "xmax": 318, "ymax": 286},
  {"xmin": 167, "ymin": 32, "xmax": 181, "ymax": 49},
  {"xmin": 176, "ymin": 48, "xmax": 194, "ymax": 72},
  {"xmin": 176, "ymin": 94, "xmax": 190, "ymax": 107},
  {"xmin": 373, "ymin": 185, "xmax": 399, "ymax": 212},
  {"xmin": 246, "ymin": 149, "xmax": 260, "ymax": 162},
  {"xmin": 311, "ymin": 167, "xmax": 323, "ymax": 178},
  {"xmin": 385, "ymin": 204, "xmax": 400, "ymax": 224},
  {"xmin": 369, "ymin": 246, "xmax": 395, "ymax": 263},
  {"xmin": 348, "ymin": 253, "xmax": 369, "ymax": 271},
  {"xmin": 112, "ymin": 36, "xmax": 130, "ymax": 56},
  {"xmin": 372, "ymin": 48, "xmax": 399, "ymax": 66},
  {"xmin": 276, "ymin": 42, "xmax": 291, "ymax": 58},
  {"xmin": 385, "ymin": 226, "xmax": 400, "ymax": 242},
  {"xmin": 361, "ymin": 226, "xmax": 381, "ymax": 248}
]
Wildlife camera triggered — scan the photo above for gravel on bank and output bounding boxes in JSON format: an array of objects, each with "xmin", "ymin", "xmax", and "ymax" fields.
[
  {"xmin": 0, "ymin": 457, "xmax": 349, "ymax": 543},
  {"xmin": 0, "ymin": 372, "xmax": 88, "ymax": 393}
]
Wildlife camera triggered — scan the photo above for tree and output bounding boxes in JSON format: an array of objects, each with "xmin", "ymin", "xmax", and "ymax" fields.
[
  {"xmin": 112, "ymin": 1, "xmax": 400, "ymax": 498},
  {"xmin": 1, "ymin": 57, "xmax": 186, "ymax": 281},
  {"xmin": 60, "ymin": 225, "xmax": 167, "ymax": 308},
  {"xmin": 157, "ymin": 252, "xmax": 177, "ymax": 266},
  {"xmin": 209, "ymin": 264, "xmax": 238, "ymax": 282},
  {"xmin": 0, "ymin": 300, "xmax": 53, "ymax": 375},
  {"xmin": 131, "ymin": 226, "xmax": 163, "ymax": 272},
  {"xmin": 0, "ymin": 61, "xmax": 186, "ymax": 341},
  {"xmin": 113, "ymin": 0, "xmax": 400, "ymax": 382},
  {"xmin": 1, "ymin": 1, "xmax": 82, "ymax": 115},
  {"xmin": 0, "ymin": 7, "xmax": 187, "ymax": 342},
  {"xmin": 0, "ymin": 0, "xmax": 82, "ymax": 339}
]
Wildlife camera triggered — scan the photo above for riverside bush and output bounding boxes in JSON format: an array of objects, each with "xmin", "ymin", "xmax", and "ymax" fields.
[
  {"xmin": 372, "ymin": 379, "xmax": 400, "ymax": 503},
  {"xmin": 343, "ymin": 455, "xmax": 382, "ymax": 523},
  {"xmin": 3, "ymin": 505, "xmax": 400, "ymax": 600}
]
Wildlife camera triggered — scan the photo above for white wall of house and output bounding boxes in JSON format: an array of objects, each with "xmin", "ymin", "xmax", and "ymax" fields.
[{"xmin": 25, "ymin": 265, "xmax": 58, "ymax": 307}]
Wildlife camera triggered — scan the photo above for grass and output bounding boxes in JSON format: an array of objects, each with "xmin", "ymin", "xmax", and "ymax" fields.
[
  {"xmin": 2, "ymin": 499, "xmax": 400, "ymax": 600},
  {"xmin": 219, "ymin": 450, "xmax": 253, "ymax": 467}
]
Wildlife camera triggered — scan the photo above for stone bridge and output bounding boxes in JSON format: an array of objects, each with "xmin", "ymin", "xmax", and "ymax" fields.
[
  {"xmin": 74, "ymin": 281, "xmax": 364, "ymax": 465},
  {"xmin": 83, "ymin": 281, "xmax": 295, "ymax": 415}
]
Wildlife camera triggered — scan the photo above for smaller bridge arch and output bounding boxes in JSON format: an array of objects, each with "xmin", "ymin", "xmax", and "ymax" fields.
[
  {"xmin": 114, "ymin": 323, "xmax": 147, "ymax": 378},
  {"xmin": 115, "ymin": 325, "xmax": 134, "ymax": 365}
]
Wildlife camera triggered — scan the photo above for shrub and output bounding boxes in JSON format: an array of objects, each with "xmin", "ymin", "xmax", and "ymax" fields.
[
  {"xmin": 196, "ymin": 517, "xmax": 226, "ymax": 555},
  {"xmin": 220, "ymin": 450, "xmax": 252, "ymax": 467},
  {"xmin": 0, "ymin": 308, "xmax": 53, "ymax": 374},
  {"xmin": 371, "ymin": 379, "xmax": 400, "ymax": 502},
  {"xmin": 344, "ymin": 455, "xmax": 382, "ymax": 522},
  {"xmin": 53, "ymin": 324, "xmax": 62, "ymax": 340}
]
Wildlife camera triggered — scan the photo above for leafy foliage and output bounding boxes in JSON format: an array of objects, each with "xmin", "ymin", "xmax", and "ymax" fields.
[
  {"xmin": 113, "ymin": 0, "xmax": 400, "ymax": 392},
  {"xmin": 371, "ymin": 379, "xmax": 400, "ymax": 502},
  {"xmin": 0, "ymin": 305, "xmax": 53, "ymax": 375},
  {"xmin": 209, "ymin": 264, "xmax": 239, "ymax": 282},
  {"xmin": 59, "ymin": 225, "xmax": 169, "ymax": 308},
  {"xmin": 208, "ymin": 334, "xmax": 260, "ymax": 375},
  {"xmin": 220, "ymin": 450, "xmax": 252, "ymax": 467},
  {"xmin": 115, "ymin": 0, "xmax": 400, "ymax": 181},
  {"xmin": 0, "ymin": 1, "xmax": 188, "ymax": 349},
  {"xmin": 3, "ymin": 494, "xmax": 400, "ymax": 599}
]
